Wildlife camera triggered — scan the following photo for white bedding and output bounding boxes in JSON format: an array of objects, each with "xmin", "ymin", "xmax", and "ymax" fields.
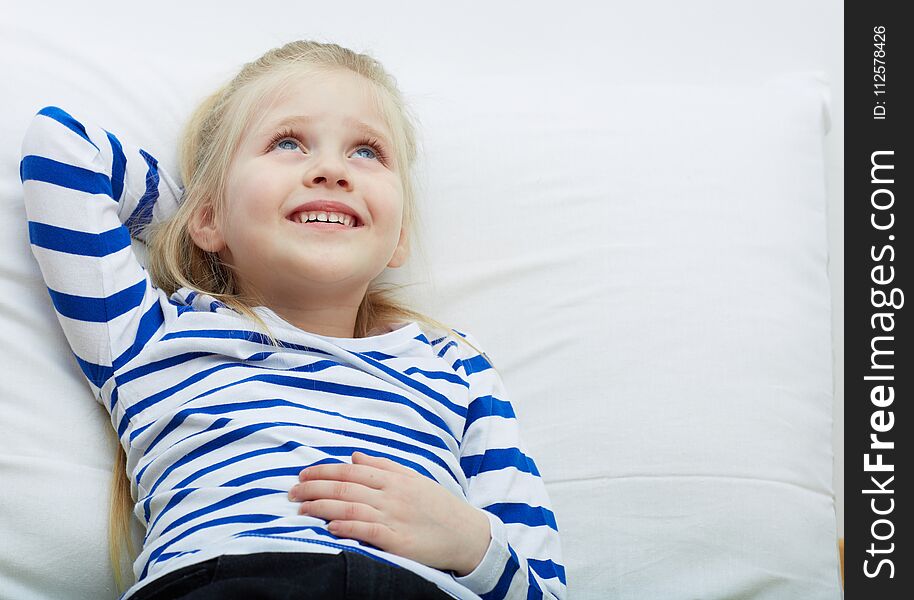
[{"xmin": 0, "ymin": 2, "xmax": 842, "ymax": 598}]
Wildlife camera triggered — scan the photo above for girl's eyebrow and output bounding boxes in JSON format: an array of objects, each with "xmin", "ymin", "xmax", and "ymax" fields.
[{"xmin": 263, "ymin": 114, "xmax": 392, "ymax": 147}]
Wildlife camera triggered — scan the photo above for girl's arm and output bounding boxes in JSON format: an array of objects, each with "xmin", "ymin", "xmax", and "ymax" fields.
[
  {"xmin": 454, "ymin": 332, "xmax": 567, "ymax": 600},
  {"xmin": 19, "ymin": 106, "xmax": 182, "ymax": 399}
]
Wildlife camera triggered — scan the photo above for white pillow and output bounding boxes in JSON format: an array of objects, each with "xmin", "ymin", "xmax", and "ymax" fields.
[
  {"xmin": 404, "ymin": 73, "xmax": 840, "ymax": 598},
  {"xmin": 1, "ymin": 16, "xmax": 839, "ymax": 600}
]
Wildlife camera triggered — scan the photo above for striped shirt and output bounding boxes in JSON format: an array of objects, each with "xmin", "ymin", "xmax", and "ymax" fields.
[{"xmin": 19, "ymin": 106, "xmax": 566, "ymax": 600}]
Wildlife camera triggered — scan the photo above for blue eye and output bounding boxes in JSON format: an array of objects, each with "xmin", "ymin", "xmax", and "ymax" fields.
[
  {"xmin": 352, "ymin": 147, "xmax": 377, "ymax": 160},
  {"xmin": 276, "ymin": 139, "xmax": 299, "ymax": 151}
]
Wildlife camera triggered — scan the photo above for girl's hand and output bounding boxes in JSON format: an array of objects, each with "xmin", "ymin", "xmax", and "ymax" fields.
[{"xmin": 288, "ymin": 452, "xmax": 491, "ymax": 576}]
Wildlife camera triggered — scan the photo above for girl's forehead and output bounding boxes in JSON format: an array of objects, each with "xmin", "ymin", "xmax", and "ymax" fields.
[
  {"xmin": 251, "ymin": 71, "xmax": 389, "ymax": 134},
  {"xmin": 269, "ymin": 70, "xmax": 380, "ymax": 110}
]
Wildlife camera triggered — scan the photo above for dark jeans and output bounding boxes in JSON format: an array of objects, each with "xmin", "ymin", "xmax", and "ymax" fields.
[{"xmin": 128, "ymin": 551, "xmax": 455, "ymax": 600}]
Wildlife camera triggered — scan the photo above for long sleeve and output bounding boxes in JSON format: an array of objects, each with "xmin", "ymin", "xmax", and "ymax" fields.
[
  {"xmin": 19, "ymin": 106, "xmax": 183, "ymax": 401},
  {"xmin": 452, "ymin": 331, "xmax": 567, "ymax": 599}
]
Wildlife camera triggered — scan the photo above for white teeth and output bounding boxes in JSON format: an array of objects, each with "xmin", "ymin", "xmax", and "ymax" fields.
[{"xmin": 293, "ymin": 211, "xmax": 356, "ymax": 227}]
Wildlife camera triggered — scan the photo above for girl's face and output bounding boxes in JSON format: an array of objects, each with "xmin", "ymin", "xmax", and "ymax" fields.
[{"xmin": 190, "ymin": 69, "xmax": 407, "ymax": 310}]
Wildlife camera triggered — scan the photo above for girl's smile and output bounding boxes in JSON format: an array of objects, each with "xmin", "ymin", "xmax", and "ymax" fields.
[{"xmin": 290, "ymin": 219, "xmax": 361, "ymax": 231}]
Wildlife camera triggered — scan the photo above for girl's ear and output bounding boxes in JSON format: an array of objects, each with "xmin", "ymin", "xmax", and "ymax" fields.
[
  {"xmin": 387, "ymin": 225, "xmax": 409, "ymax": 268},
  {"xmin": 187, "ymin": 203, "xmax": 226, "ymax": 253}
]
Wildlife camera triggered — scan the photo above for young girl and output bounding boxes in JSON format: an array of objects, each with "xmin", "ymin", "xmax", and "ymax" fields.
[{"xmin": 20, "ymin": 40, "xmax": 565, "ymax": 600}]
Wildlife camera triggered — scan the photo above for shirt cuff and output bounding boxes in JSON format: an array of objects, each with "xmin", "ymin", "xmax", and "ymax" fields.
[{"xmin": 450, "ymin": 507, "xmax": 510, "ymax": 594}]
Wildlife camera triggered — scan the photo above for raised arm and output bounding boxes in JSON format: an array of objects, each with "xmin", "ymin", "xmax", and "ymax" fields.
[
  {"xmin": 453, "ymin": 331, "xmax": 567, "ymax": 599},
  {"xmin": 19, "ymin": 106, "xmax": 182, "ymax": 399}
]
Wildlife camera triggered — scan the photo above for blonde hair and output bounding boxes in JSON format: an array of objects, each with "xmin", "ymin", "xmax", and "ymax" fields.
[{"xmin": 108, "ymin": 40, "xmax": 492, "ymax": 592}]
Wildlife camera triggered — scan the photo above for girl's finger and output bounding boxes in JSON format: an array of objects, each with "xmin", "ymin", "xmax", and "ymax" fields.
[
  {"xmin": 352, "ymin": 452, "xmax": 418, "ymax": 477},
  {"xmin": 299, "ymin": 461, "xmax": 386, "ymax": 488},
  {"xmin": 299, "ymin": 498, "xmax": 384, "ymax": 524},
  {"xmin": 328, "ymin": 518, "xmax": 395, "ymax": 548},
  {"xmin": 289, "ymin": 479, "xmax": 381, "ymax": 506}
]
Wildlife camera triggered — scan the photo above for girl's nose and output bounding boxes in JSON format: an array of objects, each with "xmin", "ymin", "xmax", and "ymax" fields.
[
  {"xmin": 310, "ymin": 174, "xmax": 351, "ymax": 190},
  {"xmin": 305, "ymin": 156, "xmax": 352, "ymax": 191}
]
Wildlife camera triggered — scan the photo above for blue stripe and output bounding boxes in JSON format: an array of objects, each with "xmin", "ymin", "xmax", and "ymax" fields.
[
  {"xmin": 485, "ymin": 502, "xmax": 557, "ymax": 530},
  {"xmin": 159, "ymin": 488, "xmax": 283, "ymax": 537},
  {"xmin": 464, "ymin": 394, "xmax": 516, "ymax": 437},
  {"xmin": 112, "ymin": 301, "xmax": 166, "ymax": 371},
  {"xmin": 150, "ymin": 549, "xmax": 200, "ymax": 566},
  {"xmin": 73, "ymin": 351, "xmax": 113, "ymax": 390},
  {"xmin": 116, "ymin": 351, "xmax": 215, "ymax": 388},
  {"xmin": 237, "ymin": 524, "xmax": 329, "ymax": 537},
  {"xmin": 526, "ymin": 565, "xmax": 545, "ymax": 600},
  {"xmin": 171, "ymin": 303, "xmax": 196, "ymax": 317},
  {"xmin": 528, "ymin": 558, "xmax": 567, "ymax": 586},
  {"xmin": 145, "ymin": 487, "xmax": 196, "ymax": 540},
  {"xmin": 222, "ymin": 466, "xmax": 302, "ymax": 487},
  {"xmin": 20, "ymin": 154, "xmax": 111, "ymax": 195},
  {"xmin": 482, "ymin": 544, "xmax": 521, "ymax": 600},
  {"xmin": 105, "ymin": 129, "xmax": 126, "ymax": 203},
  {"xmin": 435, "ymin": 339, "xmax": 458, "ymax": 358},
  {"xmin": 462, "ymin": 353, "xmax": 494, "ymax": 375},
  {"xmin": 161, "ymin": 328, "xmax": 318, "ymax": 352},
  {"xmin": 357, "ymin": 351, "xmax": 465, "ymax": 421},
  {"xmin": 307, "ymin": 435, "xmax": 450, "ymax": 478},
  {"xmin": 123, "ymin": 148, "xmax": 160, "ymax": 237},
  {"xmin": 171, "ymin": 441, "xmax": 305, "ymax": 491},
  {"xmin": 357, "ymin": 350, "xmax": 399, "ymax": 361},
  {"xmin": 28, "ymin": 221, "xmax": 130, "ymax": 257},
  {"xmin": 36, "ymin": 106, "xmax": 99, "ymax": 151},
  {"xmin": 461, "ymin": 447, "xmax": 541, "ymax": 479},
  {"xmin": 47, "ymin": 278, "xmax": 146, "ymax": 322},
  {"xmin": 129, "ymin": 421, "xmax": 153, "ymax": 443},
  {"xmin": 405, "ymin": 366, "xmax": 470, "ymax": 388},
  {"xmin": 259, "ymin": 373, "xmax": 458, "ymax": 442},
  {"xmin": 142, "ymin": 398, "xmax": 318, "ymax": 451}
]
